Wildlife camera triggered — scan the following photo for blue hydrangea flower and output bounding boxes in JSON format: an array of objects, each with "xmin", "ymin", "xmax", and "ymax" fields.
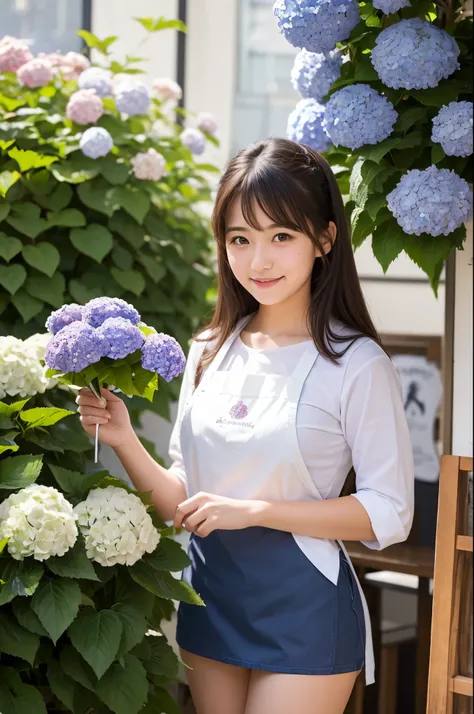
[
  {"xmin": 79, "ymin": 127, "xmax": 113, "ymax": 159},
  {"xmin": 371, "ymin": 19, "xmax": 460, "ymax": 90},
  {"xmin": 114, "ymin": 80, "xmax": 150, "ymax": 116},
  {"xmin": 96, "ymin": 317, "xmax": 144, "ymax": 359},
  {"xmin": 291, "ymin": 48, "xmax": 343, "ymax": 102},
  {"xmin": 387, "ymin": 165, "xmax": 473, "ymax": 237},
  {"xmin": 273, "ymin": 0, "xmax": 360, "ymax": 54},
  {"xmin": 287, "ymin": 99, "xmax": 331, "ymax": 152},
  {"xmin": 141, "ymin": 333, "xmax": 186, "ymax": 382},
  {"xmin": 432, "ymin": 101, "xmax": 473, "ymax": 157},
  {"xmin": 322, "ymin": 84, "xmax": 397, "ymax": 150},
  {"xmin": 180, "ymin": 128, "xmax": 206, "ymax": 155},
  {"xmin": 45, "ymin": 322, "xmax": 102, "ymax": 373},
  {"xmin": 46, "ymin": 304, "xmax": 83, "ymax": 335},
  {"xmin": 83, "ymin": 297, "xmax": 141, "ymax": 328},
  {"xmin": 78, "ymin": 67, "xmax": 112, "ymax": 97},
  {"xmin": 373, "ymin": 0, "xmax": 410, "ymax": 13}
]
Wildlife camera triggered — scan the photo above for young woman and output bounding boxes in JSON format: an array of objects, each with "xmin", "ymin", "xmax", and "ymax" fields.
[{"xmin": 77, "ymin": 138, "xmax": 414, "ymax": 714}]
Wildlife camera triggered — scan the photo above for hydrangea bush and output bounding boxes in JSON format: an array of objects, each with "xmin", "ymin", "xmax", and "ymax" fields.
[
  {"xmin": 277, "ymin": 0, "xmax": 473, "ymax": 291},
  {"xmin": 0, "ymin": 392, "xmax": 203, "ymax": 714}
]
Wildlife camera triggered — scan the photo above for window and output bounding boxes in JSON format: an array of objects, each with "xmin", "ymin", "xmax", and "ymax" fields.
[
  {"xmin": 0, "ymin": 0, "xmax": 88, "ymax": 54},
  {"xmin": 231, "ymin": 0, "xmax": 299, "ymax": 155}
]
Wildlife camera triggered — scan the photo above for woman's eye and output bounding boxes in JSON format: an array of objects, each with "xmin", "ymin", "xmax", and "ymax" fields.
[
  {"xmin": 274, "ymin": 233, "xmax": 291, "ymax": 243},
  {"xmin": 231, "ymin": 236, "xmax": 249, "ymax": 245}
]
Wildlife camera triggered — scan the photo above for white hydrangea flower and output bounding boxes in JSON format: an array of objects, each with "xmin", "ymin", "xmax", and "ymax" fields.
[
  {"xmin": 0, "ymin": 485, "xmax": 78, "ymax": 561},
  {"xmin": 130, "ymin": 148, "xmax": 167, "ymax": 181},
  {"xmin": 74, "ymin": 486, "xmax": 160, "ymax": 567},
  {"xmin": 0, "ymin": 333, "xmax": 57, "ymax": 399},
  {"xmin": 152, "ymin": 77, "xmax": 183, "ymax": 102}
]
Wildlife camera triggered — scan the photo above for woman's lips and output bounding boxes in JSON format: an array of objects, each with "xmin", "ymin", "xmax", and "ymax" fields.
[{"xmin": 250, "ymin": 277, "xmax": 283, "ymax": 288}]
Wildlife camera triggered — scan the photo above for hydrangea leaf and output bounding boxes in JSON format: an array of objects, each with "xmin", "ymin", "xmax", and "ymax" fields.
[
  {"xmin": 77, "ymin": 179, "xmax": 120, "ymax": 217},
  {"xmin": 49, "ymin": 464, "xmax": 107, "ymax": 498},
  {"xmin": 100, "ymin": 157, "xmax": 130, "ymax": 185},
  {"xmin": 22, "ymin": 242, "xmax": 60, "ymax": 277},
  {"xmin": 351, "ymin": 206, "xmax": 374, "ymax": 249},
  {"xmin": 46, "ymin": 208, "xmax": 86, "ymax": 227},
  {"xmin": 19, "ymin": 407, "xmax": 74, "ymax": 429},
  {"xmin": 31, "ymin": 578, "xmax": 82, "ymax": 644},
  {"xmin": 69, "ymin": 278, "xmax": 103, "ymax": 304},
  {"xmin": 371, "ymin": 222, "xmax": 406, "ymax": 272},
  {"xmin": 110, "ymin": 186, "xmax": 150, "ymax": 224},
  {"xmin": 111, "ymin": 603, "xmax": 148, "ymax": 659},
  {"xmin": 95, "ymin": 653, "xmax": 148, "ymax": 714},
  {"xmin": 0, "ymin": 612, "xmax": 41, "ymax": 664},
  {"xmin": 110, "ymin": 268, "xmax": 146, "ymax": 296},
  {"xmin": 12, "ymin": 598, "xmax": 49, "ymax": 637},
  {"xmin": 70, "ymin": 224, "xmax": 114, "ymax": 263},
  {"xmin": 6, "ymin": 203, "xmax": 49, "ymax": 239},
  {"xmin": 403, "ymin": 234, "xmax": 454, "ymax": 291},
  {"xmin": 0, "ymin": 198, "xmax": 10, "ymax": 222},
  {"xmin": 145, "ymin": 537, "xmax": 191, "ymax": 572},
  {"xmin": 133, "ymin": 635, "xmax": 180, "ymax": 680},
  {"xmin": 46, "ymin": 539, "xmax": 100, "ymax": 581},
  {"xmin": 142, "ymin": 688, "xmax": 181, "ymax": 714},
  {"xmin": 0, "ymin": 667, "xmax": 47, "ymax": 714},
  {"xmin": 68, "ymin": 609, "xmax": 123, "ymax": 679},
  {"xmin": 0, "ymin": 453, "xmax": 43, "ymax": 489},
  {"xmin": 25, "ymin": 272, "xmax": 65, "ymax": 308},
  {"xmin": 47, "ymin": 659, "xmax": 79, "ymax": 712},
  {"xmin": 0, "ymin": 170, "xmax": 20, "ymax": 198},
  {"xmin": 129, "ymin": 561, "xmax": 204, "ymax": 605},
  {"xmin": 50, "ymin": 156, "xmax": 101, "ymax": 184},
  {"xmin": 59, "ymin": 644, "xmax": 98, "ymax": 691},
  {"xmin": 11, "ymin": 289, "xmax": 44, "ymax": 323},
  {"xmin": 0, "ymin": 264, "xmax": 26, "ymax": 294},
  {"xmin": 0, "ymin": 233, "xmax": 22, "ymax": 262},
  {"xmin": 8, "ymin": 147, "xmax": 58, "ymax": 172},
  {"xmin": 39, "ymin": 183, "xmax": 73, "ymax": 212}
]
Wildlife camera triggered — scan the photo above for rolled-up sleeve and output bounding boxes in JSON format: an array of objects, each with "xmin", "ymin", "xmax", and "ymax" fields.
[
  {"xmin": 340, "ymin": 343, "xmax": 414, "ymax": 550},
  {"xmin": 167, "ymin": 339, "xmax": 204, "ymax": 491}
]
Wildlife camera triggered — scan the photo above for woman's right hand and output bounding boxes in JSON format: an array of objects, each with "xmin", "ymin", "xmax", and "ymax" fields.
[{"xmin": 76, "ymin": 387, "xmax": 135, "ymax": 449}]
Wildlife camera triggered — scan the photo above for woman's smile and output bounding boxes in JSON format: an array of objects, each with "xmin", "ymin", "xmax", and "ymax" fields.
[{"xmin": 250, "ymin": 276, "xmax": 284, "ymax": 288}]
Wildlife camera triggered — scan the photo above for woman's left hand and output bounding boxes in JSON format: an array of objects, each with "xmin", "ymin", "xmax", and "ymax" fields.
[{"xmin": 174, "ymin": 492, "xmax": 264, "ymax": 537}]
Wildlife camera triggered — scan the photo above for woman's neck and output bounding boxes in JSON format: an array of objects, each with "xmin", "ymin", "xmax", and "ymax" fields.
[{"xmin": 246, "ymin": 288, "xmax": 311, "ymax": 340}]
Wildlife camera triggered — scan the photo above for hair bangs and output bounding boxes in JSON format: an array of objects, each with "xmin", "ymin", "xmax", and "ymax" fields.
[{"xmin": 237, "ymin": 166, "xmax": 316, "ymax": 238}]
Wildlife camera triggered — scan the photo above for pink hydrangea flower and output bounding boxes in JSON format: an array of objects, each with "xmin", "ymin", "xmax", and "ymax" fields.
[
  {"xmin": 197, "ymin": 112, "xmax": 218, "ymax": 136},
  {"xmin": 152, "ymin": 77, "xmax": 183, "ymax": 102},
  {"xmin": 64, "ymin": 51, "xmax": 90, "ymax": 74},
  {"xmin": 17, "ymin": 57, "xmax": 54, "ymax": 88},
  {"xmin": 229, "ymin": 401, "xmax": 249, "ymax": 419},
  {"xmin": 131, "ymin": 148, "xmax": 167, "ymax": 181},
  {"xmin": 0, "ymin": 36, "xmax": 32, "ymax": 73},
  {"xmin": 66, "ymin": 89, "xmax": 104, "ymax": 125}
]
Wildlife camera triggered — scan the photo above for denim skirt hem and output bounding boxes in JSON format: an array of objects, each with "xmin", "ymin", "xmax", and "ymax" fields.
[{"xmin": 177, "ymin": 639, "xmax": 364, "ymax": 676}]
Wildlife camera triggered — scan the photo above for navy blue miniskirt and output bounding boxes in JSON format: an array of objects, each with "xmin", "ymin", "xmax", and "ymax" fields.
[{"xmin": 177, "ymin": 526, "xmax": 365, "ymax": 674}]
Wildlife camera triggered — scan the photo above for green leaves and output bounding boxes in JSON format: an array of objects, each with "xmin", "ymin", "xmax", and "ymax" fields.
[
  {"xmin": 0, "ymin": 453, "xmax": 43, "ymax": 489},
  {"xmin": 129, "ymin": 560, "xmax": 204, "ymax": 605},
  {"xmin": 0, "ymin": 668, "xmax": 47, "ymax": 714},
  {"xmin": 110, "ymin": 186, "xmax": 150, "ymax": 224},
  {"xmin": 77, "ymin": 30, "xmax": 118, "ymax": 55},
  {"xmin": 46, "ymin": 208, "xmax": 86, "ymax": 227},
  {"xmin": 110, "ymin": 268, "xmax": 146, "ymax": 296},
  {"xmin": 6, "ymin": 203, "xmax": 48, "ymax": 239},
  {"xmin": 68, "ymin": 609, "xmax": 123, "ymax": 678},
  {"xmin": 46, "ymin": 539, "xmax": 100, "ymax": 581},
  {"xmin": 147, "ymin": 537, "xmax": 191, "ymax": 572},
  {"xmin": 135, "ymin": 15, "xmax": 187, "ymax": 33},
  {"xmin": 95, "ymin": 654, "xmax": 149, "ymax": 714},
  {"xmin": 0, "ymin": 232, "xmax": 22, "ymax": 262},
  {"xmin": 0, "ymin": 170, "xmax": 20, "ymax": 197},
  {"xmin": 51, "ymin": 155, "xmax": 101, "ymax": 184},
  {"xmin": 0, "ymin": 560, "xmax": 44, "ymax": 605},
  {"xmin": 8, "ymin": 146, "xmax": 58, "ymax": 172},
  {"xmin": 404, "ymin": 234, "xmax": 454, "ymax": 292},
  {"xmin": 0, "ymin": 263, "xmax": 26, "ymax": 294},
  {"xmin": 22, "ymin": 242, "xmax": 61, "ymax": 277},
  {"xmin": 19, "ymin": 406, "xmax": 74, "ymax": 429},
  {"xmin": 25, "ymin": 271, "xmax": 65, "ymax": 307},
  {"xmin": 70, "ymin": 224, "xmax": 114, "ymax": 263},
  {"xmin": 371, "ymin": 222, "xmax": 405, "ymax": 272},
  {"xmin": 50, "ymin": 464, "xmax": 106, "ymax": 500},
  {"xmin": 112, "ymin": 603, "xmax": 149, "ymax": 658},
  {"xmin": 31, "ymin": 578, "xmax": 82, "ymax": 644},
  {"xmin": 0, "ymin": 611, "xmax": 40, "ymax": 664}
]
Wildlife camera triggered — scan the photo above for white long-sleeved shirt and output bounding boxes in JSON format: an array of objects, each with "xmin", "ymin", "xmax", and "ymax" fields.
[{"xmin": 169, "ymin": 327, "xmax": 414, "ymax": 552}]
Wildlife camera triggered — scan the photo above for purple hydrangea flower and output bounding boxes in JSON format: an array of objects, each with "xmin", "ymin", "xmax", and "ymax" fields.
[
  {"xmin": 291, "ymin": 48, "xmax": 343, "ymax": 102},
  {"xmin": 287, "ymin": 98, "xmax": 331, "ymax": 152},
  {"xmin": 114, "ymin": 80, "xmax": 150, "ymax": 116},
  {"xmin": 431, "ymin": 101, "xmax": 473, "ymax": 157},
  {"xmin": 387, "ymin": 165, "xmax": 473, "ymax": 237},
  {"xmin": 46, "ymin": 303, "xmax": 84, "ymax": 335},
  {"xmin": 371, "ymin": 19, "xmax": 460, "ymax": 90},
  {"xmin": 141, "ymin": 333, "xmax": 186, "ymax": 382},
  {"xmin": 83, "ymin": 297, "xmax": 141, "ymax": 328},
  {"xmin": 373, "ymin": 0, "xmax": 410, "ymax": 12},
  {"xmin": 78, "ymin": 67, "xmax": 112, "ymax": 97},
  {"xmin": 229, "ymin": 401, "xmax": 249, "ymax": 420},
  {"xmin": 45, "ymin": 322, "xmax": 102, "ymax": 373},
  {"xmin": 79, "ymin": 127, "xmax": 113, "ymax": 159},
  {"xmin": 322, "ymin": 84, "xmax": 397, "ymax": 150},
  {"xmin": 273, "ymin": 0, "xmax": 360, "ymax": 54},
  {"xmin": 180, "ymin": 128, "xmax": 206, "ymax": 155},
  {"xmin": 96, "ymin": 317, "xmax": 144, "ymax": 359}
]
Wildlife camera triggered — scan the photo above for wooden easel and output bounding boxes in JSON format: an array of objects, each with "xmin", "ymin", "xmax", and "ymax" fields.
[{"xmin": 426, "ymin": 455, "xmax": 473, "ymax": 714}]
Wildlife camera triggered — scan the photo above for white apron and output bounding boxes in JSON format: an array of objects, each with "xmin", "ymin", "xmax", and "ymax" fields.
[{"xmin": 179, "ymin": 318, "xmax": 375, "ymax": 684}]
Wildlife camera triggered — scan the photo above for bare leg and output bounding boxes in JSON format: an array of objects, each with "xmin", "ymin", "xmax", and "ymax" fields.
[
  {"xmin": 245, "ymin": 669, "xmax": 361, "ymax": 714},
  {"xmin": 180, "ymin": 649, "xmax": 251, "ymax": 714}
]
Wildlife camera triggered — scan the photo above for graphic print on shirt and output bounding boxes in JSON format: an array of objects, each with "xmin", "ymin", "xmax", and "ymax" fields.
[{"xmin": 216, "ymin": 399, "xmax": 255, "ymax": 429}]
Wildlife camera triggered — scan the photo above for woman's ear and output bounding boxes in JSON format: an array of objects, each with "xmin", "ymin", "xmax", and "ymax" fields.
[{"xmin": 320, "ymin": 221, "xmax": 337, "ymax": 255}]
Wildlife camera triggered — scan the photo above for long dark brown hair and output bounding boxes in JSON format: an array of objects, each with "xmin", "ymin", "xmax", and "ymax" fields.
[{"xmin": 195, "ymin": 138, "xmax": 383, "ymax": 386}]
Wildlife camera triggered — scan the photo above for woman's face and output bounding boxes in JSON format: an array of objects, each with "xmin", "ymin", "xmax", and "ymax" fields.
[{"xmin": 225, "ymin": 198, "xmax": 335, "ymax": 307}]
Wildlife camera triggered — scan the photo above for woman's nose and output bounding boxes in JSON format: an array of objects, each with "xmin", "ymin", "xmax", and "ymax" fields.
[{"xmin": 250, "ymin": 246, "xmax": 273, "ymax": 272}]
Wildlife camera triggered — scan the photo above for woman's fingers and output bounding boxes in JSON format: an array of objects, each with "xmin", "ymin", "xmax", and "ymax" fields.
[
  {"xmin": 80, "ymin": 414, "xmax": 110, "ymax": 426},
  {"xmin": 77, "ymin": 405, "xmax": 111, "ymax": 419}
]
